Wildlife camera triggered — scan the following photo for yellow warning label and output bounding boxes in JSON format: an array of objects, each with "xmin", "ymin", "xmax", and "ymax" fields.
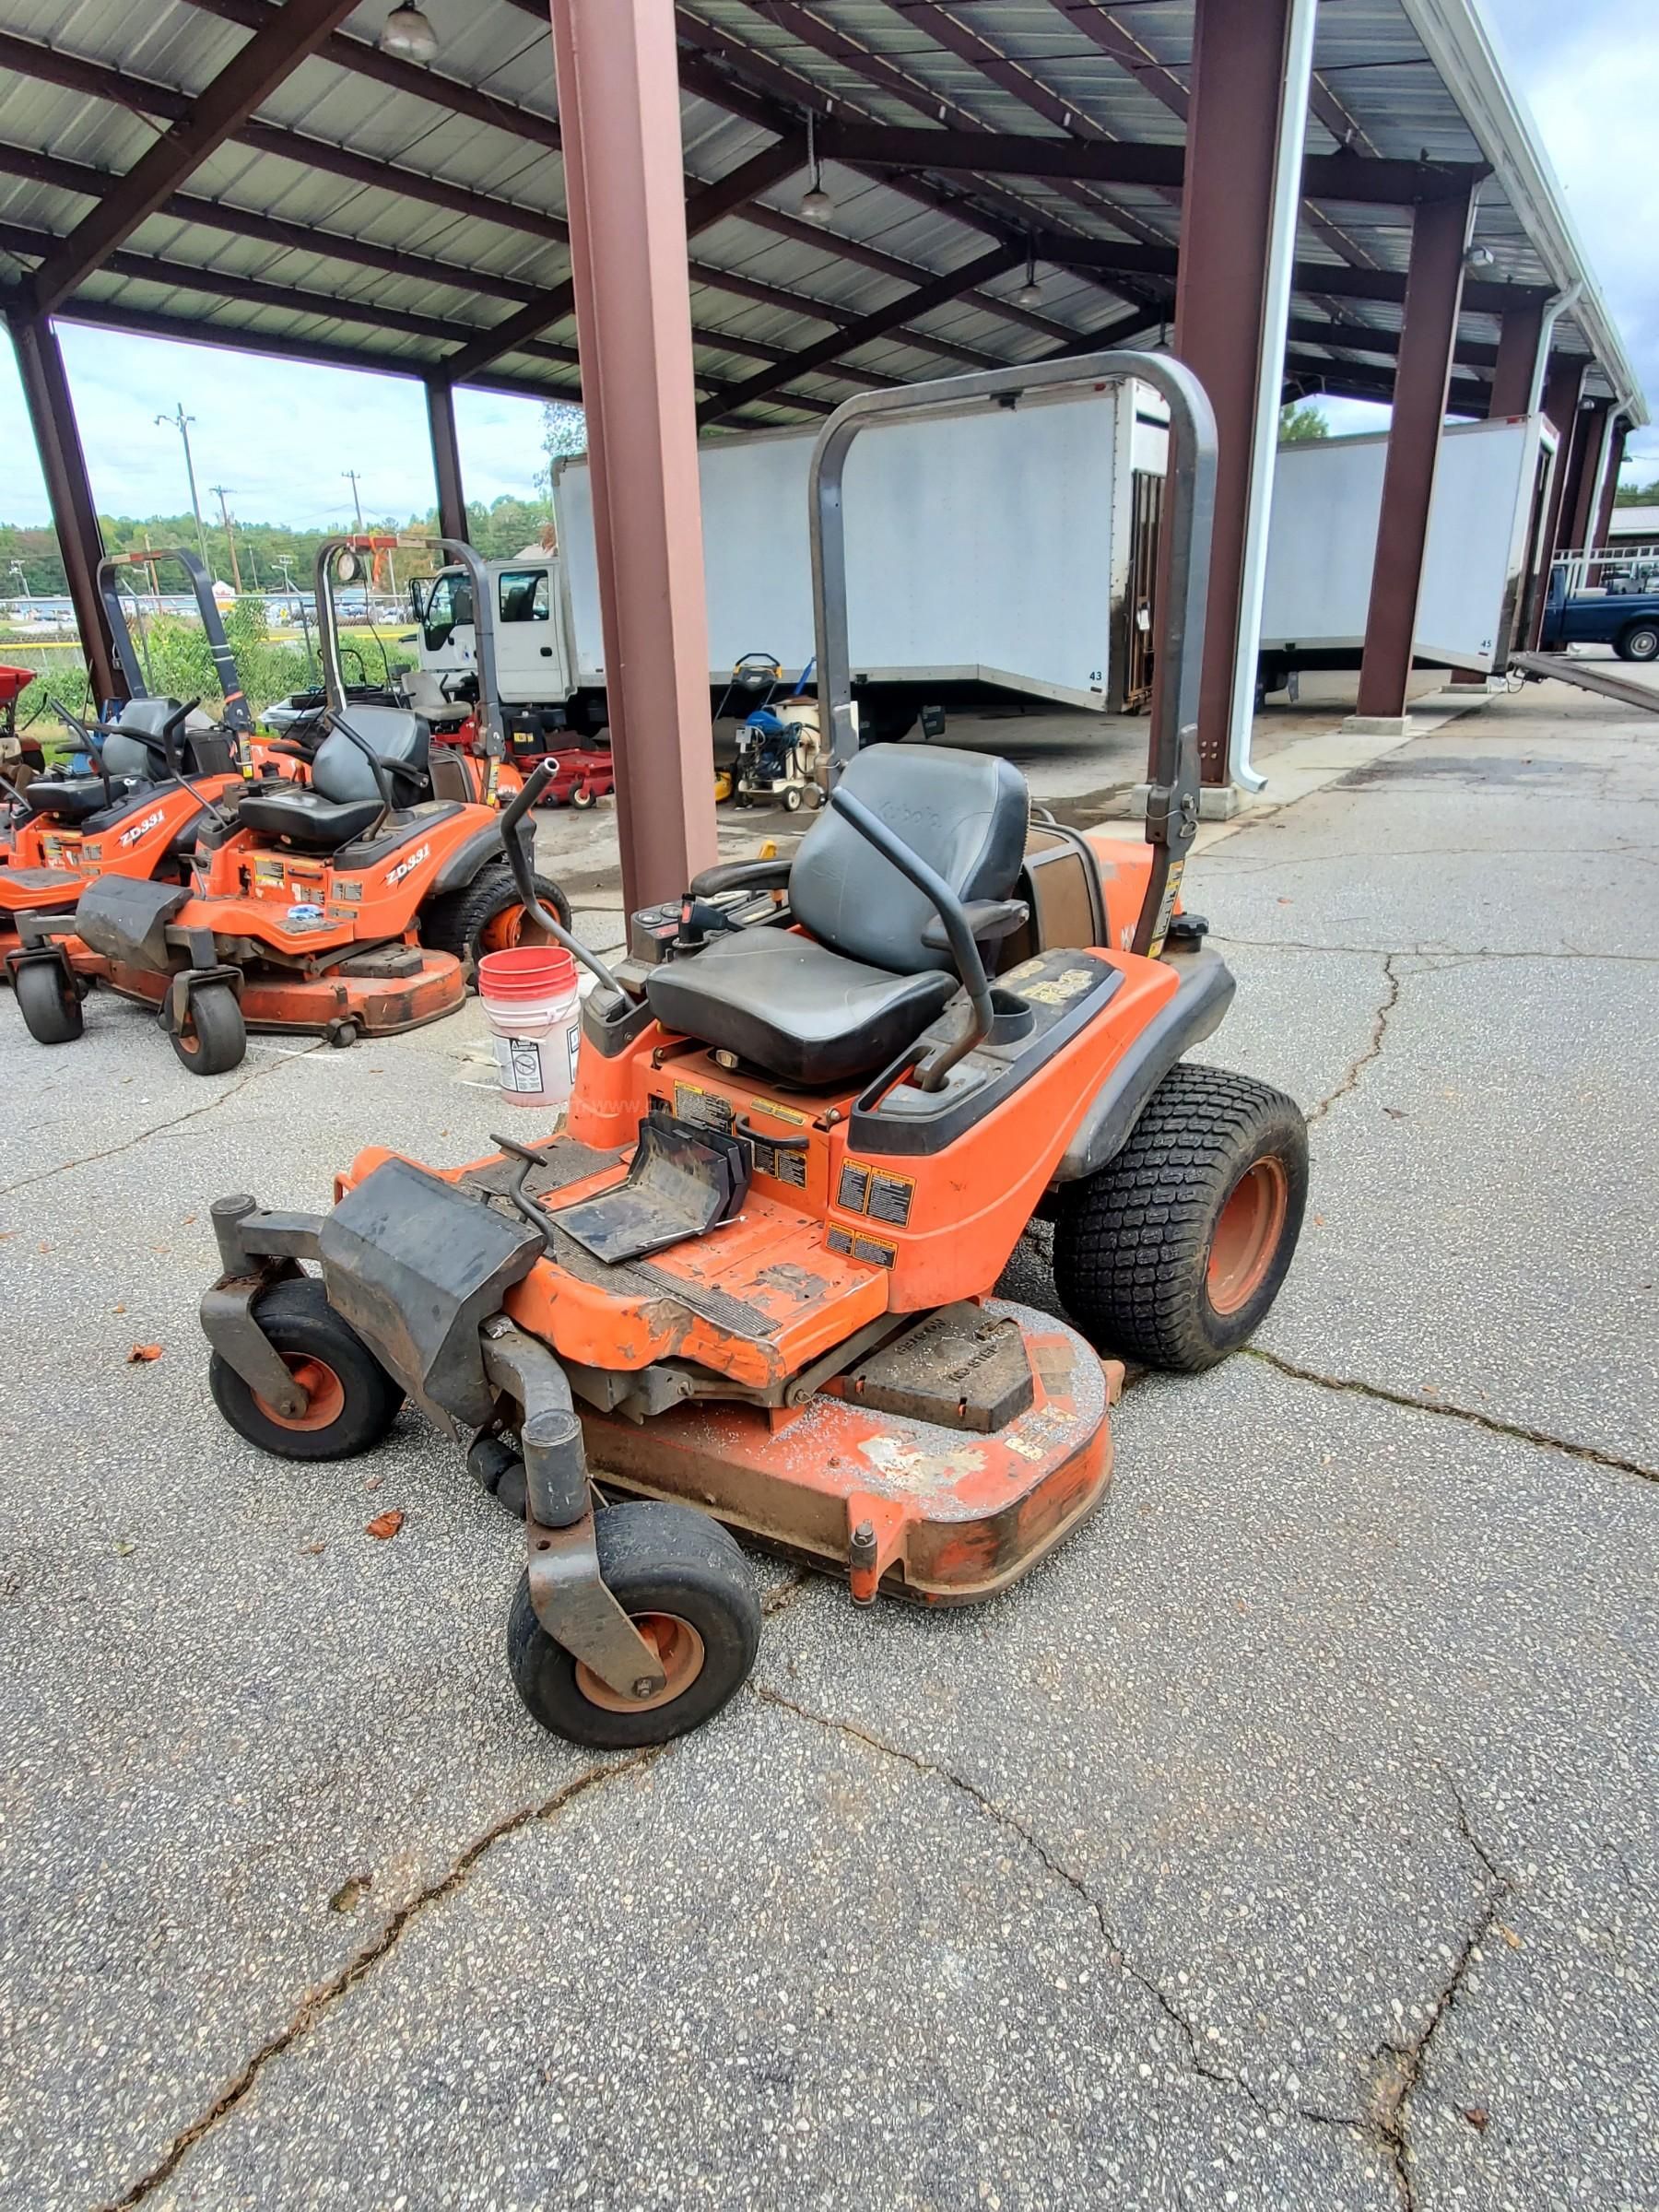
[
  {"xmin": 836, "ymin": 1159, "xmax": 915, "ymax": 1228},
  {"xmin": 674, "ymin": 1079, "xmax": 734, "ymax": 1134},
  {"xmin": 749, "ymin": 1097, "xmax": 807, "ymax": 1126},
  {"xmin": 1018, "ymin": 966, "xmax": 1097, "ymax": 1006}
]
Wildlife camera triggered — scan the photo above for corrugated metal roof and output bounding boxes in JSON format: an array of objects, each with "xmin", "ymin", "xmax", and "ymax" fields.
[{"xmin": 0, "ymin": 0, "xmax": 1643, "ymax": 428}]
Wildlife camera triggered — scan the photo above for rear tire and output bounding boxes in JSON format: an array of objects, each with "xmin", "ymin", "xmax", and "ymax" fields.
[
  {"xmin": 14, "ymin": 958, "xmax": 83, "ymax": 1045},
  {"xmin": 1616, "ymin": 621, "xmax": 1659, "ymax": 663},
  {"xmin": 1053, "ymin": 1062, "xmax": 1308, "ymax": 1371},
  {"xmin": 422, "ymin": 863, "xmax": 572, "ymax": 980},
  {"xmin": 208, "ymin": 1276, "xmax": 402, "ymax": 1461},
  {"xmin": 170, "ymin": 982, "xmax": 245, "ymax": 1076},
  {"xmin": 506, "ymin": 1500, "xmax": 760, "ymax": 1749}
]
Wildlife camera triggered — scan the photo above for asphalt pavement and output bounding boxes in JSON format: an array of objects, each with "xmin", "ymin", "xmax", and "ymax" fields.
[{"xmin": 0, "ymin": 675, "xmax": 1653, "ymax": 2212}]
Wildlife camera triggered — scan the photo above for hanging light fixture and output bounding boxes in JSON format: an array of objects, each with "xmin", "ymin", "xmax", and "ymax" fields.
[
  {"xmin": 381, "ymin": 5, "xmax": 438, "ymax": 60},
  {"xmin": 799, "ymin": 113, "xmax": 834, "ymax": 225},
  {"xmin": 1015, "ymin": 240, "xmax": 1042, "ymax": 308}
]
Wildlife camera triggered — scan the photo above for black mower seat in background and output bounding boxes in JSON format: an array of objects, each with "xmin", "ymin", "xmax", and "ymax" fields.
[
  {"xmin": 647, "ymin": 745, "xmax": 1028, "ymax": 1087},
  {"xmin": 237, "ymin": 704, "xmax": 430, "ymax": 852},
  {"xmin": 19, "ymin": 774, "xmax": 140, "ymax": 824}
]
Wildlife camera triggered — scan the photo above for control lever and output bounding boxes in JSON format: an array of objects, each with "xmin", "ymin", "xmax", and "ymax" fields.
[
  {"xmin": 827, "ymin": 781, "xmax": 996, "ymax": 1092},
  {"xmin": 50, "ymin": 697, "xmax": 115, "ymax": 807},
  {"xmin": 497, "ymin": 763, "xmax": 627, "ymax": 1001},
  {"xmin": 158, "ymin": 699, "xmax": 232, "ymax": 827}
]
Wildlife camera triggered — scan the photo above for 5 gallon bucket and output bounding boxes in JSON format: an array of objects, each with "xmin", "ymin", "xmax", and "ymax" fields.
[{"xmin": 477, "ymin": 944, "xmax": 581, "ymax": 1111}]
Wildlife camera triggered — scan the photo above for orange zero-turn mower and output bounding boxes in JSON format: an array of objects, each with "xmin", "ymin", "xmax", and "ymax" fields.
[
  {"xmin": 11, "ymin": 537, "xmax": 571, "ymax": 1075},
  {"xmin": 195, "ymin": 354, "xmax": 1309, "ymax": 1750}
]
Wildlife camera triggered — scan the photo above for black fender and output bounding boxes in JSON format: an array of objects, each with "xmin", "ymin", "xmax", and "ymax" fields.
[
  {"xmin": 1051, "ymin": 949, "xmax": 1236, "ymax": 1184},
  {"xmin": 426, "ymin": 818, "xmax": 524, "ymax": 899}
]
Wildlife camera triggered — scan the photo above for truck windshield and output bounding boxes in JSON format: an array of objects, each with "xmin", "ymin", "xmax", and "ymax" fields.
[
  {"xmin": 498, "ymin": 569, "xmax": 550, "ymax": 624},
  {"xmin": 420, "ymin": 571, "xmax": 474, "ymax": 652}
]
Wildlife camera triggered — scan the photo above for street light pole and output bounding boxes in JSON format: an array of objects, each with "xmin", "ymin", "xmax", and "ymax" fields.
[{"xmin": 156, "ymin": 402, "xmax": 213, "ymax": 577}]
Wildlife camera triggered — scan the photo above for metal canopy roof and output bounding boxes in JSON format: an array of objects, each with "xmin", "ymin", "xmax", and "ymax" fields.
[{"xmin": 0, "ymin": 0, "xmax": 1645, "ymax": 431}]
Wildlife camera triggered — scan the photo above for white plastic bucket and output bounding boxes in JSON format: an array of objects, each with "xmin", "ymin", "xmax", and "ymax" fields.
[{"xmin": 477, "ymin": 944, "xmax": 581, "ymax": 1111}]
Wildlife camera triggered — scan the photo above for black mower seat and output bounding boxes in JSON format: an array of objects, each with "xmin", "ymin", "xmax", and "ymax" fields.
[
  {"xmin": 238, "ymin": 704, "xmax": 429, "ymax": 852},
  {"xmin": 23, "ymin": 774, "xmax": 140, "ymax": 824},
  {"xmin": 647, "ymin": 744, "xmax": 1028, "ymax": 1087}
]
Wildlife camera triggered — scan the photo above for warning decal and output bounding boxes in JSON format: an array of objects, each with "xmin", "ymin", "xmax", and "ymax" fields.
[
  {"xmin": 674, "ymin": 1080, "xmax": 734, "ymax": 1134},
  {"xmin": 836, "ymin": 1159, "xmax": 915, "ymax": 1228}
]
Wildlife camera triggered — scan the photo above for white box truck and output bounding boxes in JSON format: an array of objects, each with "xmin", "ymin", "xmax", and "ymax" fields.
[
  {"xmin": 1255, "ymin": 412, "xmax": 1557, "ymax": 691},
  {"xmin": 410, "ymin": 384, "xmax": 1173, "ymax": 742}
]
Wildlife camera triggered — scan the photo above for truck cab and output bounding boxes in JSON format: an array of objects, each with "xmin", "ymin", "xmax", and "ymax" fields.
[
  {"xmin": 1539, "ymin": 554, "xmax": 1659, "ymax": 663},
  {"xmin": 412, "ymin": 551, "xmax": 578, "ymax": 729}
]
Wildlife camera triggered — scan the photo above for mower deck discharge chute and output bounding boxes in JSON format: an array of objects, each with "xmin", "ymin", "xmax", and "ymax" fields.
[
  {"xmin": 11, "ymin": 537, "xmax": 571, "ymax": 1074},
  {"xmin": 197, "ymin": 354, "xmax": 1310, "ymax": 1750}
]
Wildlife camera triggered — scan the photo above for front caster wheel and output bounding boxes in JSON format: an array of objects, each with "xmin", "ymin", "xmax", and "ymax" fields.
[
  {"xmin": 1054, "ymin": 1062, "xmax": 1308, "ymax": 1371},
  {"xmin": 208, "ymin": 1276, "xmax": 403, "ymax": 1460},
  {"xmin": 506, "ymin": 1500, "xmax": 760, "ymax": 1749},
  {"xmin": 14, "ymin": 957, "xmax": 83, "ymax": 1045},
  {"xmin": 170, "ymin": 981, "xmax": 245, "ymax": 1075}
]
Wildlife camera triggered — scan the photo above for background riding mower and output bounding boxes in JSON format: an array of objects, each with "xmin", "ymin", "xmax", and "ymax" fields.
[
  {"xmin": 12, "ymin": 538, "xmax": 571, "ymax": 1075},
  {"xmin": 194, "ymin": 354, "xmax": 1308, "ymax": 1754}
]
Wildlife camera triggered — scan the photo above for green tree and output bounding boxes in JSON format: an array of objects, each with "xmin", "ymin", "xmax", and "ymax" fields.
[{"xmin": 1279, "ymin": 400, "xmax": 1331, "ymax": 444}]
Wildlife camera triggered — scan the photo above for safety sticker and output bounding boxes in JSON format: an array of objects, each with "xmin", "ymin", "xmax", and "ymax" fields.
[
  {"xmin": 750, "ymin": 1096, "xmax": 807, "ymax": 1126},
  {"xmin": 674, "ymin": 1079, "xmax": 734, "ymax": 1134},
  {"xmin": 827, "ymin": 1224, "xmax": 896, "ymax": 1268},
  {"xmin": 1017, "ymin": 965, "xmax": 1097, "ymax": 1007},
  {"xmin": 836, "ymin": 1159, "xmax": 915, "ymax": 1227},
  {"xmin": 749, "ymin": 1139, "xmax": 807, "ymax": 1188}
]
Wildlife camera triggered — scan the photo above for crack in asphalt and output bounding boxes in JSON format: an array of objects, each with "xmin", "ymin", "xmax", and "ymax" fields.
[
  {"xmin": 96, "ymin": 1750, "xmax": 659, "ymax": 2210},
  {"xmin": 1368, "ymin": 1775, "xmax": 1514, "ymax": 2211},
  {"xmin": 0, "ymin": 1043, "xmax": 321, "ymax": 1200},
  {"xmin": 1305, "ymin": 954, "xmax": 1401, "ymax": 1124},
  {"xmin": 753, "ymin": 1684, "xmax": 1355, "ymax": 2138},
  {"xmin": 1213, "ymin": 934, "xmax": 1659, "ymax": 966},
  {"xmin": 1244, "ymin": 1346, "xmax": 1659, "ymax": 1487}
]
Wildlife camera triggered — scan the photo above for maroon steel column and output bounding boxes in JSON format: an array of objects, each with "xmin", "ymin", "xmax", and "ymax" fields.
[
  {"xmin": 1487, "ymin": 300, "xmax": 1544, "ymax": 419},
  {"xmin": 1566, "ymin": 397, "xmax": 1611, "ymax": 553},
  {"xmin": 1525, "ymin": 354, "xmax": 1589, "ymax": 644},
  {"xmin": 547, "ymin": 0, "xmax": 717, "ymax": 910},
  {"xmin": 425, "ymin": 379, "xmax": 470, "ymax": 543},
  {"xmin": 1167, "ymin": 0, "xmax": 1300, "ymax": 784},
  {"xmin": 1353, "ymin": 182, "xmax": 1475, "ymax": 722},
  {"xmin": 1592, "ymin": 417, "xmax": 1627, "ymax": 550},
  {"xmin": 6, "ymin": 312, "xmax": 120, "ymax": 705}
]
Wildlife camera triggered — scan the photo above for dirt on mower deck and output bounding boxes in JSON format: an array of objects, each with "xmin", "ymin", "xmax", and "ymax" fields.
[{"xmin": 0, "ymin": 674, "xmax": 1653, "ymax": 2212}]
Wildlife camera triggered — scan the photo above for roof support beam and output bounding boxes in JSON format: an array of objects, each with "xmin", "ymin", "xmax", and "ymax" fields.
[
  {"xmin": 4, "ymin": 310, "xmax": 120, "ymax": 702},
  {"xmin": 696, "ymin": 244, "xmax": 1023, "ymax": 429},
  {"xmin": 28, "ymin": 0, "xmax": 360, "ymax": 313},
  {"xmin": 426, "ymin": 381, "xmax": 468, "ymax": 544},
  {"xmin": 817, "ymin": 122, "xmax": 1486, "ymax": 206},
  {"xmin": 441, "ymin": 137, "xmax": 803, "ymax": 382},
  {"xmin": 551, "ymin": 0, "xmax": 716, "ymax": 912},
  {"xmin": 1168, "ymin": 0, "xmax": 1306, "ymax": 785},
  {"xmin": 1356, "ymin": 182, "xmax": 1477, "ymax": 719}
]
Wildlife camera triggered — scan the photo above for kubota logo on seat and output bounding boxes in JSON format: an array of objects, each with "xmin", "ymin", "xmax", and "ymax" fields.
[
  {"xmin": 119, "ymin": 807, "xmax": 167, "ymax": 847},
  {"xmin": 384, "ymin": 841, "xmax": 430, "ymax": 887}
]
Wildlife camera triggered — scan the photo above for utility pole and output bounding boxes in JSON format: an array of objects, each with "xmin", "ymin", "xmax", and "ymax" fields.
[
  {"xmin": 156, "ymin": 402, "xmax": 213, "ymax": 577},
  {"xmin": 343, "ymin": 468, "xmax": 366, "ymax": 535},
  {"xmin": 210, "ymin": 485, "xmax": 243, "ymax": 593}
]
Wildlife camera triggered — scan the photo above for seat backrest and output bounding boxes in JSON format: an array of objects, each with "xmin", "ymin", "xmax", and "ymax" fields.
[
  {"xmin": 790, "ymin": 745, "xmax": 1029, "ymax": 974},
  {"xmin": 312, "ymin": 705, "xmax": 430, "ymax": 803},
  {"xmin": 100, "ymin": 696, "xmax": 180, "ymax": 781}
]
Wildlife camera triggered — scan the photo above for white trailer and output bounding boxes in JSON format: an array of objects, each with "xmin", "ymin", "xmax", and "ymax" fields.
[
  {"xmin": 412, "ymin": 385, "xmax": 1171, "ymax": 739},
  {"xmin": 1256, "ymin": 413, "xmax": 1557, "ymax": 686}
]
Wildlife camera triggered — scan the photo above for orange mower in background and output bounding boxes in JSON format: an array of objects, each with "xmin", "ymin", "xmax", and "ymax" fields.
[
  {"xmin": 3, "ymin": 550, "xmax": 256, "ymax": 1014},
  {"xmin": 196, "ymin": 354, "xmax": 1310, "ymax": 1752},
  {"xmin": 9, "ymin": 536, "xmax": 571, "ymax": 1074}
]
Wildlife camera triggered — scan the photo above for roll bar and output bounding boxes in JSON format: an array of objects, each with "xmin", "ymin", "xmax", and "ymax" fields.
[
  {"xmin": 807, "ymin": 353, "xmax": 1218, "ymax": 959},
  {"xmin": 97, "ymin": 547, "xmax": 253, "ymax": 734},
  {"xmin": 313, "ymin": 536, "xmax": 507, "ymax": 760}
]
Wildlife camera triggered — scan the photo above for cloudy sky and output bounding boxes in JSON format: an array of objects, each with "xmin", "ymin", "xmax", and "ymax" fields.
[{"xmin": 2, "ymin": 0, "xmax": 1653, "ymax": 529}]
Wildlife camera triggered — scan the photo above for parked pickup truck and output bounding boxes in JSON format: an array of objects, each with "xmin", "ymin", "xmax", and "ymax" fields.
[{"xmin": 1538, "ymin": 564, "xmax": 1659, "ymax": 663}]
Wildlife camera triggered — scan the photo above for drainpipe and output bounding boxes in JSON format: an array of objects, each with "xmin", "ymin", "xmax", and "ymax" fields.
[
  {"xmin": 1226, "ymin": 0, "xmax": 1318, "ymax": 794},
  {"xmin": 1526, "ymin": 280, "xmax": 1583, "ymax": 416}
]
